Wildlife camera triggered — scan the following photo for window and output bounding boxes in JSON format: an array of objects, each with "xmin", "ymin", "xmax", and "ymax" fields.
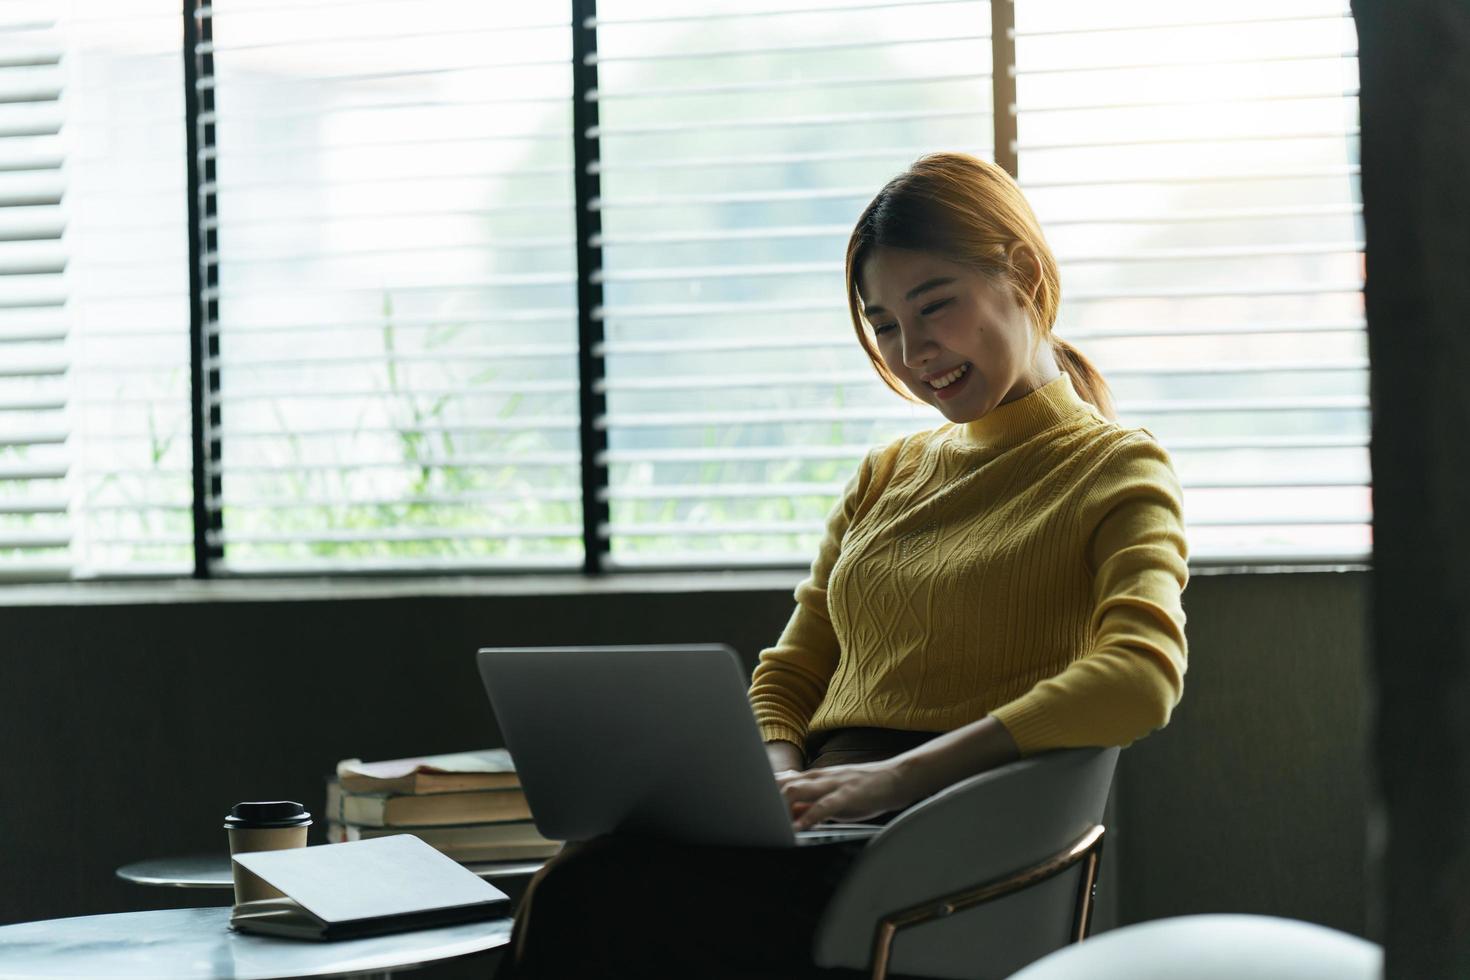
[
  {"xmin": 593, "ymin": 0, "xmax": 992, "ymax": 568},
  {"xmin": 1, "ymin": 0, "xmax": 1365, "ymax": 581},
  {"xmin": 202, "ymin": 2, "xmax": 582, "ymax": 573},
  {"xmin": 0, "ymin": 1, "xmax": 192, "ymax": 579},
  {"xmin": 1013, "ymin": 1, "xmax": 1366, "ymax": 562}
]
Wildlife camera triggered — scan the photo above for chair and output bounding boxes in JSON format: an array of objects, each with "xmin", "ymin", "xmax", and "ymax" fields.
[
  {"xmin": 1004, "ymin": 913, "xmax": 1383, "ymax": 980},
  {"xmin": 812, "ymin": 746, "xmax": 1119, "ymax": 980}
]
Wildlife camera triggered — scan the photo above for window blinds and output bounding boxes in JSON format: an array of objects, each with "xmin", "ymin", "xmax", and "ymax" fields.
[
  {"xmin": 0, "ymin": 4, "xmax": 66, "ymax": 578},
  {"xmin": 0, "ymin": 0, "xmax": 192, "ymax": 580},
  {"xmin": 591, "ymin": 0, "xmax": 995, "ymax": 568},
  {"xmin": 1014, "ymin": 0, "xmax": 1366, "ymax": 562},
  {"xmin": 590, "ymin": 0, "xmax": 1366, "ymax": 568},
  {"xmin": 13, "ymin": 0, "xmax": 1366, "ymax": 580},
  {"xmin": 202, "ymin": 1, "xmax": 583, "ymax": 572}
]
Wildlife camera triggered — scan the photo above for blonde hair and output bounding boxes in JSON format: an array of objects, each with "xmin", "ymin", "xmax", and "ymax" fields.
[{"xmin": 844, "ymin": 152, "xmax": 1115, "ymax": 419}]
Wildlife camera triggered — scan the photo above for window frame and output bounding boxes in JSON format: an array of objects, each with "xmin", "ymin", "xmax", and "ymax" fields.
[{"xmin": 145, "ymin": 0, "xmax": 1368, "ymax": 582}]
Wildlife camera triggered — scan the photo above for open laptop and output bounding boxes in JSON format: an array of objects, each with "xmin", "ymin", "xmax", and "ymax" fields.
[{"xmin": 476, "ymin": 644, "xmax": 882, "ymax": 849}]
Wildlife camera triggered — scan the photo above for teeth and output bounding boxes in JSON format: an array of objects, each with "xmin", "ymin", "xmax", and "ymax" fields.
[{"xmin": 929, "ymin": 363, "xmax": 970, "ymax": 390}]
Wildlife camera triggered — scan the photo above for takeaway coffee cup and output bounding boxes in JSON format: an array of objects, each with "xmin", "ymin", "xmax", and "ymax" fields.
[{"xmin": 224, "ymin": 801, "xmax": 312, "ymax": 905}]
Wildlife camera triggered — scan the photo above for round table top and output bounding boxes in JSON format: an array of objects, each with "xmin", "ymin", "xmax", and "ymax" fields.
[
  {"xmin": 117, "ymin": 854, "xmax": 546, "ymax": 889},
  {"xmin": 0, "ymin": 906, "xmax": 512, "ymax": 980}
]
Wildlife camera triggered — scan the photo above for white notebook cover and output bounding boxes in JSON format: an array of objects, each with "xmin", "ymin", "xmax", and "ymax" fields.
[{"xmin": 233, "ymin": 834, "xmax": 508, "ymax": 925}]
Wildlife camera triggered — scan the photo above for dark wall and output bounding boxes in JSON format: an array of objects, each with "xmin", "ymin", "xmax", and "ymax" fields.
[
  {"xmin": 1115, "ymin": 570, "xmax": 1370, "ymax": 934},
  {"xmin": 0, "ymin": 569, "xmax": 1370, "ymax": 956}
]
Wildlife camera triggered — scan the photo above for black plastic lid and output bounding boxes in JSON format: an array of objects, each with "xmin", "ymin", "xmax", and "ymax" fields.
[{"xmin": 223, "ymin": 800, "xmax": 312, "ymax": 829}]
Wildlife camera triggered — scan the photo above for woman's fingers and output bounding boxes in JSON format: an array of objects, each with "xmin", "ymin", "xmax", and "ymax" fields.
[
  {"xmin": 778, "ymin": 760, "xmax": 913, "ymax": 829},
  {"xmin": 777, "ymin": 772, "xmax": 838, "ymax": 805},
  {"xmin": 778, "ymin": 773, "xmax": 862, "ymax": 828},
  {"xmin": 794, "ymin": 793, "xmax": 841, "ymax": 830}
]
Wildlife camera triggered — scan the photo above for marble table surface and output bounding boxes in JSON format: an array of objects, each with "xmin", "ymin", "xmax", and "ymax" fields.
[
  {"xmin": 0, "ymin": 906, "xmax": 512, "ymax": 979},
  {"xmin": 116, "ymin": 854, "xmax": 546, "ymax": 889}
]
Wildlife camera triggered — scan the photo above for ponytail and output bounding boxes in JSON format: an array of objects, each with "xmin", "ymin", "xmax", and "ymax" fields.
[{"xmin": 1051, "ymin": 337, "xmax": 1115, "ymax": 420}]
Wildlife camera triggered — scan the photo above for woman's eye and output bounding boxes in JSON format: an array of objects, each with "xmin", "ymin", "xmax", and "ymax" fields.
[
  {"xmin": 873, "ymin": 323, "xmax": 897, "ymax": 336},
  {"xmin": 921, "ymin": 299, "xmax": 952, "ymax": 316}
]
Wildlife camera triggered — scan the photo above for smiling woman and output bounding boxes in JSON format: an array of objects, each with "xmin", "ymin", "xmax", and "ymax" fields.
[
  {"xmin": 495, "ymin": 152, "xmax": 1190, "ymax": 980},
  {"xmin": 845, "ymin": 153, "xmax": 1115, "ymax": 424},
  {"xmin": 858, "ymin": 247, "xmax": 1061, "ymax": 421}
]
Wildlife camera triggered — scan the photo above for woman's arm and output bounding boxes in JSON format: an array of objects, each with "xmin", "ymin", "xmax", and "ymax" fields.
[
  {"xmin": 988, "ymin": 433, "xmax": 1189, "ymax": 754},
  {"xmin": 749, "ymin": 449, "xmax": 881, "ymax": 749},
  {"xmin": 889, "ymin": 714, "xmax": 1019, "ymax": 800},
  {"xmin": 778, "ymin": 715, "xmax": 1018, "ymax": 829},
  {"xmin": 765, "ymin": 739, "xmax": 805, "ymax": 774}
]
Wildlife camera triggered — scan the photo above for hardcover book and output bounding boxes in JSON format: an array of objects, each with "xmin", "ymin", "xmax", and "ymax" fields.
[{"xmin": 334, "ymin": 786, "xmax": 532, "ymax": 828}]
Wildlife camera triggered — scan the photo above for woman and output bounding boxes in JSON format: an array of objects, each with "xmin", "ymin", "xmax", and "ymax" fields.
[{"xmin": 494, "ymin": 152, "xmax": 1189, "ymax": 980}]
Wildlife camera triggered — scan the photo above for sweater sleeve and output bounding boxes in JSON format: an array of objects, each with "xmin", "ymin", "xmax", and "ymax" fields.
[
  {"xmin": 988, "ymin": 432, "xmax": 1189, "ymax": 755},
  {"xmin": 748, "ymin": 449, "xmax": 878, "ymax": 749}
]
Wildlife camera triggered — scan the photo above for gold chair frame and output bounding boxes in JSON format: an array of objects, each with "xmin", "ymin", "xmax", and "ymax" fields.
[{"xmin": 866, "ymin": 823, "xmax": 1106, "ymax": 980}]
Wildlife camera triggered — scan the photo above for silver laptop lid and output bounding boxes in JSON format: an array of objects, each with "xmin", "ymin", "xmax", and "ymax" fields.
[{"xmin": 477, "ymin": 645, "xmax": 867, "ymax": 848}]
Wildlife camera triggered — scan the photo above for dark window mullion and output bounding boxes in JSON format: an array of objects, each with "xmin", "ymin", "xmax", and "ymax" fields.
[
  {"xmin": 184, "ymin": 0, "xmax": 222, "ymax": 577},
  {"xmin": 572, "ymin": 0, "xmax": 610, "ymax": 575},
  {"xmin": 991, "ymin": 0, "xmax": 1018, "ymax": 178}
]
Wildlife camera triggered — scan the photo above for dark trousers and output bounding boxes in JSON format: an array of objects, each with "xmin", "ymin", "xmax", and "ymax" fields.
[{"xmin": 494, "ymin": 728, "xmax": 939, "ymax": 980}]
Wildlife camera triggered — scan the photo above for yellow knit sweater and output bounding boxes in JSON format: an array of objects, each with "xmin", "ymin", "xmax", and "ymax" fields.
[{"xmin": 748, "ymin": 373, "xmax": 1189, "ymax": 757}]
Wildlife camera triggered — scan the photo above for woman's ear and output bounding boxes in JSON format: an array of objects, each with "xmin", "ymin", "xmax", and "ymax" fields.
[{"xmin": 1006, "ymin": 242, "xmax": 1043, "ymax": 304}]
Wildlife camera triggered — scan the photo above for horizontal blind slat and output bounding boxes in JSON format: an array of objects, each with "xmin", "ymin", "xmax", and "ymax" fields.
[
  {"xmin": 1014, "ymin": 11, "xmax": 1351, "ymax": 38},
  {"xmin": 597, "ymin": 320, "xmax": 1367, "ymax": 355},
  {"xmin": 216, "ymin": 555, "xmax": 582, "ymax": 574},
  {"xmin": 215, "ymin": 454, "xmax": 580, "ymax": 475},
  {"xmin": 1016, "ymin": 128, "xmax": 1359, "ymax": 153},
  {"xmin": 590, "ymin": 71, "xmax": 988, "ymax": 102},
  {"xmin": 594, "ymin": 363, "xmax": 1367, "ymax": 392},
  {"xmin": 214, "ymin": 489, "xmax": 583, "ymax": 509},
  {"xmin": 1014, "ymin": 50, "xmax": 1356, "ymax": 76},
  {"xmin": 590, "ymin": 107, "xmax": 989, "ymax": 139},
  {"xmin": 586, "ymin": 34, "xmax": 988, "ymax": 64},
  {"xmin": 600, "ymin": 398, "xmax": 1368, "ymax": 429},
  {"xmin": 0, "ymin": 499, "xmax": 67, "ymax": 515},
  {"xmin": 592, "ymin": 244, "xmax": 1362, "ymax": 283},
  {"xmin": 590, "ymin": 0, "xmax": 981, "ymax": 27},
  {"xmin": 601, "ymin": 445, "xmax": 872, "ymax": 464},
  {"xmin": 0, "ymin": 530, "xmax": 70, "ymax": 548},
  {"xmin": 0, "ymin": 461, "xmax": 67, "ymax": 479},
  {"xmin": 590, "ymin": 146, "xmax": 989, "ymax": 175},
  {"xmin": 206, "ymin": 346, "xmax": 578, "ymax": 370},
  {"xmin": 1016, "ymin": 90, "xmax": 1359, "ymax": 115},
  {"xmin": 211, "ymin": 527, "xmax": 582, "ymax": 545}
]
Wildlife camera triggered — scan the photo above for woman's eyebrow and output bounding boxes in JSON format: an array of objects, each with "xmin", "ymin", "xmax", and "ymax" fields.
[{"xmin": 863, "ymin": 277, "xmax": 957, "ymax": 317}]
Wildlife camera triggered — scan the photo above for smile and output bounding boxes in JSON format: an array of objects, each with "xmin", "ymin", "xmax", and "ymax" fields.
[{"xmin": 926, "ymin": 363, "xmax": 971, "ymax": 391}]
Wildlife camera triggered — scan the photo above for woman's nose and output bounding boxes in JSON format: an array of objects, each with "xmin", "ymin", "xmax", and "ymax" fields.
[{"xmin": 901, "ymin": 323, "xmax": 933, "ymax": 368}]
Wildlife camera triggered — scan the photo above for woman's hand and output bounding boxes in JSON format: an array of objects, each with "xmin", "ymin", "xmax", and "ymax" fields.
[
  {"xmin": 775, "ymin": 759, "xmax": 924, "ymax": 831},
  {"xmin": 776, "ymin": 717, "xmax": 1021, "ymax": 831}
]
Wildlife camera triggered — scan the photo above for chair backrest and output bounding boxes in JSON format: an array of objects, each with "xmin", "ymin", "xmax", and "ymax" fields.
[{"xmin": 813, "ymin": 746, "xmax": 1119, "ymax": 980}]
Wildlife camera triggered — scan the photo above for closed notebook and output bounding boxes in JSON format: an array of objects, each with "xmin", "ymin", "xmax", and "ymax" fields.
[{"xmin": 228, "ymin": 834, "xmax": 509, "ymax": 941}]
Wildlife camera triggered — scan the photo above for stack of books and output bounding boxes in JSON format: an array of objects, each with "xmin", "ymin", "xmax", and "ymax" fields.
[{"xmin": 325, "ymin": 748, "xmax": 561, "ymax": 863}]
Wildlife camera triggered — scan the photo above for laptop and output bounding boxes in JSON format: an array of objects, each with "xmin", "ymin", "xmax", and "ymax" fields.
[{"xmin": 476, "ymin": 644, "xmax": 883, "ymax": 849}]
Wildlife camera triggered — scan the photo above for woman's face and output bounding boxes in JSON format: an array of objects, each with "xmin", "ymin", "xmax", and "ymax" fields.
[{"xmin": 858, "ymin": 245, "xmax": 1054, "ymax": 425}]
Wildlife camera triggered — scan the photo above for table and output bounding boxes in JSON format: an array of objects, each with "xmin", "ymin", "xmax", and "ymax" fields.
[
  {"xmin": 0, "ymin": 906, "xmax": 511, "ymax": 980},
  {"xmin": 117, "ymin": 855, "xmax": 546, "ymax": 890}
]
